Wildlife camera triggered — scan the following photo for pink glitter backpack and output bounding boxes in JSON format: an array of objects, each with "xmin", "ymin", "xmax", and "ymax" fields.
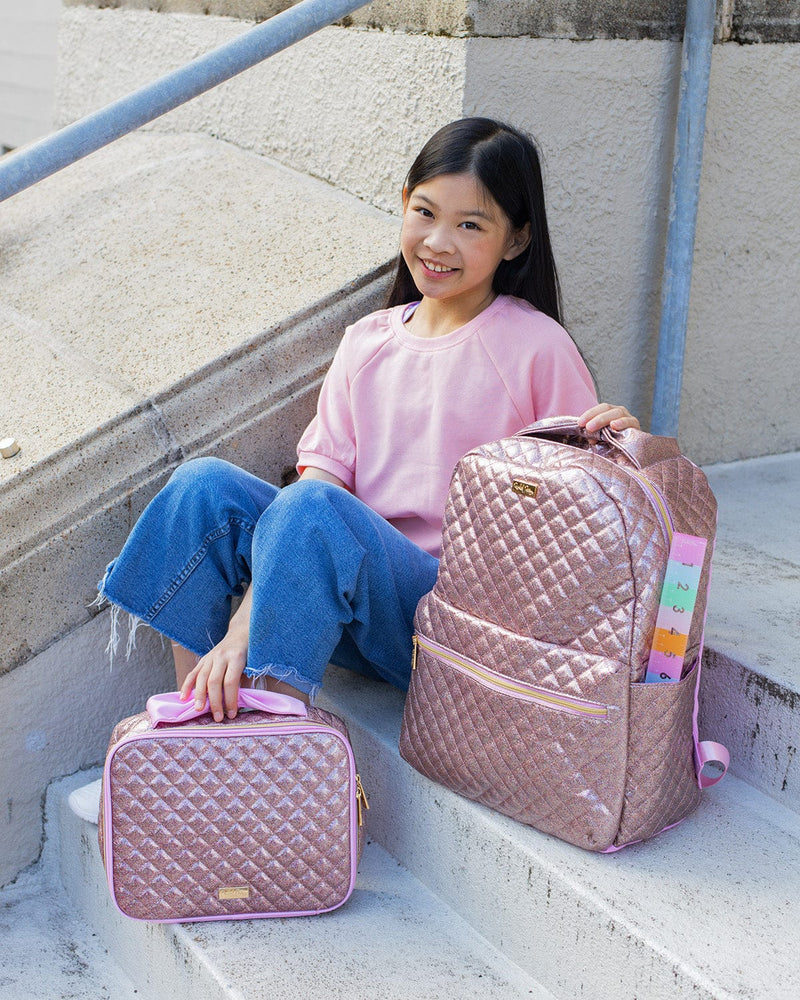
[{"xmin": 401, "ymin": 417, "xmax": 728, "ymax": 851}]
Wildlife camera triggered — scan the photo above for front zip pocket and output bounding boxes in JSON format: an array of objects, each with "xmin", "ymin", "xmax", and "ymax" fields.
[{"xmin": 413, "ymin": 633, "xmax": 610, "ymax": 721}]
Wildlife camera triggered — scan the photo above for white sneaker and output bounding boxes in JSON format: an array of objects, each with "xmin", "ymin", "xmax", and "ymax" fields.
[{"xmin": 68, "ymin": 778, "xmax": 102, "ymax": 824}]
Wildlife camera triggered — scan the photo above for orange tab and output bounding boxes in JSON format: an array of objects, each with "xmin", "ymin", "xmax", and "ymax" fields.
[{"xmin": 651, "ymin": 627, "xmax": 689, "ymax": 657}]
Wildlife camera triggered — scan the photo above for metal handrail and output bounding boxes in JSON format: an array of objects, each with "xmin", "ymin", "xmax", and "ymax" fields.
[
  {"xmin": 650, "ymin": 0, "xmax": 716, "ymax": 437},
  {"xmin": 0, "ymin": 0, "xmax": 370, "ymax": 203}
]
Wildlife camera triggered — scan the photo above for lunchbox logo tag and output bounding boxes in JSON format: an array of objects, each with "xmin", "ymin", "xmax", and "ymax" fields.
[
  {"xmin": 512, "ymin": 479, "xmax": 539, "ymax": 499},
  {"xmin": 219, "ymin": 886, "xmax": 250, "ymax": 900}
]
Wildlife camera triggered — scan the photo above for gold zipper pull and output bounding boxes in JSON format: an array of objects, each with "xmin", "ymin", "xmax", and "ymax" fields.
[
  {"xmin": 355, "ymin": 774, "xmax": 370, "ymax": 826},
  {"xmin": 411, "ymin": 634, "xmax": 419, "ymax": 671}
]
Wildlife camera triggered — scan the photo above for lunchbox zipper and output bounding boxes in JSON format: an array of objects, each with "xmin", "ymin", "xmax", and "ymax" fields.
[{"xmin": 412, "ymin": 634, "xmax": 609, "ymax": 720}]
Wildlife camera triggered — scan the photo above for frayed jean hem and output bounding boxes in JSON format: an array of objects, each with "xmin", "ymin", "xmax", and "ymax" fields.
[
  {"xmin": 244, "ymin": 663, "xmax": 321, "ymax": 703},
  {"xmin": 96, "ymin": 575, "xmax": 207, "ymax": 667}
]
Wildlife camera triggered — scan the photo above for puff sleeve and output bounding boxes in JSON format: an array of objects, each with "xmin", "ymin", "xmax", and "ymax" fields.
[{"xmin": 295, "ymin": 332, "xmax": 357, "ymax": 490}]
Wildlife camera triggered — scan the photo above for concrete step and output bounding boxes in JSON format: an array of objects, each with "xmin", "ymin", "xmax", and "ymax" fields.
[
  {"xmin": 0, "ymin": 128, "xmax": 400, "ymax": 675},
  {"xmin": 46, "ymin": 452, "xmax": 799, "ymax": 1000},
  {"xmin": 701, "ymin": 452, "xmax": 800, "ymax": 809},
  {"xmin": 318, "ymin": 665, "xmax": 800, "ymax": 1000},
  {"xmin": 54, "ymin": 770, "xmax": 554, "ymax": 1000},
  {"xmin": 0, "ymin": 774, "xmax": 147, "ymax": 1000}
]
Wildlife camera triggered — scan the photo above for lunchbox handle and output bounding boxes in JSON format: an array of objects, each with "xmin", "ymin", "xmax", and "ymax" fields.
[{"xmin": 146, "ymin": 688, "xmax": 308, "ymax": 725}]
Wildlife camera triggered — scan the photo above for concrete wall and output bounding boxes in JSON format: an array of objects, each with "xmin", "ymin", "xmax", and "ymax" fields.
[
  {"xmin": 54, "ymin": 4, "xmax": 800, "ymax": 463},
  {"xmin": 62, "ymin": 0, "xmax": 800, "ymax": 42},
  {"xmin": 0, "ymin": 0, "xmax": 62, "ymax": 148}
]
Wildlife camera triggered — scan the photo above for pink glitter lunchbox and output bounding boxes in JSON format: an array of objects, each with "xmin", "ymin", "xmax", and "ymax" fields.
[{"xmin": 98, "ymin": 689, "xmax": 368, "ymax": 923}]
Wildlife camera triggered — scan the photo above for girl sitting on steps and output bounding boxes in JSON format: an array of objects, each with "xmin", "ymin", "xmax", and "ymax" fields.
[{"xmin": 97, "ymin": 117, "xmax": 640, "ymax": 722}]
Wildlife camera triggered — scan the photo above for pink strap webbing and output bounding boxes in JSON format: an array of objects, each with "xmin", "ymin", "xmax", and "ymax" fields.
[
  {"xmin": 696, "ymin": 739, "xmax": 731, "ymax": 789},
  {"xmin": 691, "ymin": 535, "xmax": 730, "ymax": 789}
]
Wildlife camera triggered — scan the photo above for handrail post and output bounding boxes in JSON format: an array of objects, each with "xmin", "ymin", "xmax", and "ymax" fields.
[
  {"xmin": 650, "ymin": 0, "xmax": 716, "ymax": 438},
  {"xmin": 0, "ymin": 0, "xmax": 370, "ymax": 203}
]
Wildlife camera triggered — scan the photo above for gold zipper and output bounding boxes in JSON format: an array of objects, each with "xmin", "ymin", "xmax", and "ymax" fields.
[
  {"xmin": 355, "ymin": 774, "xmax": 370, "ymax": 826},
  {"xmin": 411, "ymin": 635, "xmax": 419, "ymax": 671},
  {"xmin": 414, "ymin": 634, "xmax": 609, "ymax": 719},
  {"xmin": 627, "ymin": 468, "xmax": 673, "ymax": 545}
]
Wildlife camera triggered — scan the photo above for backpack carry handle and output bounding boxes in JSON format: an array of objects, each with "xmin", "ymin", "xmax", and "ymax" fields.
[
  {"xmin": 516, "ymin": 416, "xmax": 681, "ymax": 470},
  {"xmin": 146, "ymin": 688, "xmax": 308, "ymax": 725}
]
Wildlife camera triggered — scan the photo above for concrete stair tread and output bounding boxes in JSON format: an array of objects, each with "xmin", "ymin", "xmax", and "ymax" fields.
[
  {"xmin": 701, "ymin": 452, "xmax": 800, "ymax": 809},
  {"xmin": 319, "ymin": 665, "xmax": 800, "ymax": 1000},
  {"xmin": 0, "ymin": 773, "xmax": 147, "ymax": 1000},
  {"xmin": 0, "ymin": 129, "xmax": 399, "ymax": 678},
  {"xmin": 0, "ymin": 863, "xmax": 143, "ymax": 1000},
  {"xmin": 54, "ymin": 771, "xmax": 554, "ymax": 1000},
  {"xmin": 183, "ymin": 840, "xmax": 552, "ymax": 1000},
  {"xmin": 703, "ymin": 451, "xmax": 800, "ymax": 688}
]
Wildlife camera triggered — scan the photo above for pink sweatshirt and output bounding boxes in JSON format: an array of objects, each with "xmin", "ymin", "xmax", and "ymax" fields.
[{"xmin": 296, "ymin": 295, "xmax": 597, "ymax": 557}]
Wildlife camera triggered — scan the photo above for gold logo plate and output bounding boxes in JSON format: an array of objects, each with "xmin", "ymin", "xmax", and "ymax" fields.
[
  {"xmin": 512, "ymin": 479, "xmax": 539, "ymax": 499},
  {"xmin": 219, "ymin": 886, "xmax": 250, "ymax": 900}
]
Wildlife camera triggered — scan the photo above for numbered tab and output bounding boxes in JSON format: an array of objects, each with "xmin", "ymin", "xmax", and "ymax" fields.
[
  {"xmin": 645, "ymin": 652, "xmax": 682, "ymax": 684},
  {"xmin": 661, "ymin": 578, "xmax": 701, "ymax": 612},
  {"xmin": 671, "ymin": 532, "xmax": 708, "ymax": 567},
  {"xmin": 645, "ymin": 532, "xmax": 708, "ymax": 684},
  {"xmin": 651, "ymin": 626, "xmax": 689, "ymax": 658}
]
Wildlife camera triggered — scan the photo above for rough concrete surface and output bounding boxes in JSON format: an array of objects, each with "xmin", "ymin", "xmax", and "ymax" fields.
[
  {"xmin": 0, "ymin": 771, "xmax": 145, "ymax": 1000},
  {"xmin": 0, "ymin": 612, "xmax": 174, "ymax": 886},
  {"xmin": 462, "ymin": 35, "xmax": 800, "ymax": 466},
  {"xmin": 0, "ymin": 131, "xmax": 399, "ymax": 673},
  {"xmin": 320, "ymin": 665, "xmax": 800, "ymax": 1000},
  {"xmin": 54, "ymin": 9, "xmax": 466, "ymax": 215},
  {"xmin": 62, "ymin": 0, "xmax": 800, "ymax": 42},
  {"xmin": 0, "ymin": 130, "xmax": 400, "ymax": 475},
  {"xmin": 701, "ymin": 452, "xmax": 800, "ymax": 810}
]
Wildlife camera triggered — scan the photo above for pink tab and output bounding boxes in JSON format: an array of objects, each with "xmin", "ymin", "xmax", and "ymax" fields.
[{"xmin": 671, "ymin": 532, "xmax": 707, "ymax": 566}]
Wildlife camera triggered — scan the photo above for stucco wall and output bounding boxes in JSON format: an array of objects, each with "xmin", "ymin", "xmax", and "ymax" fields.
[
  {"xmin": 0, "ymin": 0, "xmax": 62, "ymax": 148},
  {"xmin": 55, "ymin": 6, "xmax": 800, "ymax": 463},
  {"xmin": 463, "ymin": 37, "xmax": 800, "ymax": 463},
  {"xmin": 54, "ymin": 10, "xmax": 466, "ymax": 213}
]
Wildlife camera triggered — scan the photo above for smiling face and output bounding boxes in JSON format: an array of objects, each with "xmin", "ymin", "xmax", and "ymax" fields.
[{"xmin": 400, "ymin": 172, "xmax": 530, "ymax": 322}]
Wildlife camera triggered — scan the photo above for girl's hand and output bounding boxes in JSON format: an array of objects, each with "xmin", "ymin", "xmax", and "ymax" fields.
[
  {"xmin": 578, "ymin": 403, "xmax": 640, "ymax": 434},
  {"xmin": 179, "ymin": 625, "xmax": 249, "ymax": 722}
]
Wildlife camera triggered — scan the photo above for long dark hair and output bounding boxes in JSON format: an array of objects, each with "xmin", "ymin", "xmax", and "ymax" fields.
[{"xmin": 386, "ymin": 118, "xmax": 563, "ymax": 325}]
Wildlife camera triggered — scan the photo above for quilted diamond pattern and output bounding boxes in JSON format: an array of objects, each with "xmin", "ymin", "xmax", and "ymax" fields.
[
  {"xmin": 436, "ymin": 439, "xmax": 670, "ymax": 670},
  {"xmin": 618, "ymin": 666, "xmax": 702, "ymax": 844},
  {"xmin": 401, "ymin": 621, "xmax": 631, "ymax": 851},
  {"xmin": 402, "ymin": 425, "xmax": 718, "ymax": 850},
  {"xmin": 101, "ymin": 711, "xmax": 358, "ymax": 922}
]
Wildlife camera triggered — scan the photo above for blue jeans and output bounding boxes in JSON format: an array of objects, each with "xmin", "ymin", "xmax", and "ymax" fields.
[{"xmin": 99, "ymin": 458, "xmax": 439, "ymax": 698}]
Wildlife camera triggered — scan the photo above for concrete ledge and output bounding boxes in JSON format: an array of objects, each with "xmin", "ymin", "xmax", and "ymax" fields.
[
  {"xmin": 62, "ymin": 0, "xmax": 800, "ymax": 42},
  {"xmin": 0, "ymin": 131, "xmax": 399, "ymax": 671},
  {"xmin": 0, "ymin": 769, "xmax": 142, "ymax": 999},
  {"xmin": 0, "ymin": 269, "xmax": 390, "ymax": 672},
  {"xmin": 0, "ymin": 614, "xmax": 174, "ymax": 886},
  {"xmin": 701, "ymin": 452, "xmax": 800, "ymax": 810}
]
